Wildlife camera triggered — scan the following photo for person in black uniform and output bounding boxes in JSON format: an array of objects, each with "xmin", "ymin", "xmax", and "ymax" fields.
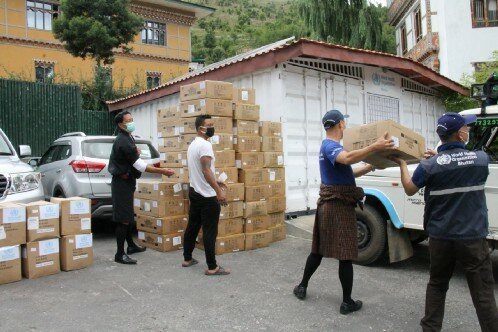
[{"xmin": 109, "ymin": 111, "xmax": 175, "ymax": 265}]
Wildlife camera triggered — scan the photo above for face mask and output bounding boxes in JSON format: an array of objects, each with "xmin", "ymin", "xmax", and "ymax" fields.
[
  {"xmin": 125, "ymin": 122, "xmax": 136, "ymax": 133},
  {"xmin": 201, "ymin": 126, "xmax": 215, "ymax": 137}
]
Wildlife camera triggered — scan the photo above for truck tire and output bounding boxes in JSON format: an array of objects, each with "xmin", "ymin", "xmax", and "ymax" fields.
[{"xmin": 355, "ymin": 205, "xmax": 386, "ymax": 265}]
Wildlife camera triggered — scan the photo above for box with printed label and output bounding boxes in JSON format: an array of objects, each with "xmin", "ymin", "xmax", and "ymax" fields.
[
  {"xmin": 158, "ymin": 134, "xmax": 197, "ymax": 152},
  {"xmin": 233, "ymin": 120, "xmax": 259, "ymax": 136},
  {"xmin": 270, "ymin": 224, "xmax": 287, "ymax": 243},
  {"xmin": 180, "ymin": 99, "xmax": 233, "ymax": 118},
  {"xmin": 177, "ymin": 117, "xmax": 197, "ymax": 134},
  {"xmin": 180, "ymin": 80, "xmax": 233, "ymax": 101},
  {"xmin": 133, "ymin": 197, "xmax": 186, "ymax": 217},
  {"xmin": 219, "ymin": 201, "xmax": 244, "ymax": 220},
  {"xmin": 22, "ymin": 238, "xmax": 60, "ymax": 279},
  {"xmin": 160, "ymin": 151, "xmax": 188, "ymax": 168},
  {"xmin": 214, "ymin": 150, "xmax": 236, "ymax": 168},
  {"xmin": 236, "ymin": 152, "xmax": 264, "ymax": 169},
  {"xmin": 263, "ymin": 152, "xmax": 284, "ymax": 167},
  {"xmin": 267, "ymin": 196, "xmax": 286, "ymax": 213},
  {"xmin": 138, "ymin": 231, "xmax": 183, "ymax": 252},
  {"xmin": 199, "ymin": 217, "xmax": 244, "ymax": 238},
  {"xmin": 244, "ymin": 230, "xmax": 272, "ymax": 251},
  {"xmin": 245, "ymin": 185, "xmax": 269, "ymax": 202},
  {"xmin": 25, "ymin": 201, "xmax": 60, "ymax": 242},
  {"xmin": 269, "ymin": 212, "xmax": 286, "ymax": 227},
  {"xmin": 60, "ymin": 234, "xmax": 93, "ymax": 271},
  {"xmin": 224, "ymin": 183, "xmax": 245, "ymax": 202},
  {"xmin": 239, "ymin": 169, "xmax": 267, "ymax": 185},
  {"xmin": 0, "ymin": 202, "xmax": 26, "ymax": 247},
  {"xmin": 266, "ymin": 168, "xmax": 286, "ymax": 182},
  {"xmin": 259, "ymin": 121, "xmax": 282, "ymax": 137},
  {"xmin": 135, "ymin": 180, "xmax": 185, "ymax": 200},
  {"xmin": 343, "ymin": 119, "xmax": 426, "ymax": 168},
  {"xmin": 261, "ymin": 136, "xmax": 283, "ymax": 152},
  {"xmin": 178, "ymin": 117, "xmax": 233, "ymax": 135},
  {"xmin": 0, "ymin": 245, "xmax": 22, "ymax": 285},
  {"xmin": 233, "ymin": 103, "xmax": 260, "ymax": 121},
  {"xmin": 197, "ymin": 233, "xmax": 245, "ymax": 255},
  {"xmin": 244, "ymin": 215, "xmax": 270, "ymax": 233},
  {"xmin": 215, "ymin": 167, "xmax": 238, "ymax": 183},
  {"xmin": 268, "ymin": 181, "xmax": 286, "ymax": 197},
  {"xmin": 157, "ymin": 119, "xmax": 184, "ymax": 138},
  {"xmin": 157, "ymin": 106, "xmax": 180, "ymax": 122},
  {"xmin": 244, "ymin": 201, "xmax": 268, "ymax": 218},
  {"xmin": 50, "ymin": 197, "xmax": 91, "ymax": 236},
  {"xmin": 210, "ymin": 134, "xmax": 233, "ymax": 151},
  {"xmin": 136, "ymin": 214, "xmax": 187, "ymax": 235},
  {"xmin": 161, "ymin": 167, "xmax": 189, "ymax": 182},
  {"xmin": 233, "ymin": 87, "xmax": 256, "ymax": 104},
  {"xmin": 234, "ymin": 136, "xmax": 261, "ymax": 152}
]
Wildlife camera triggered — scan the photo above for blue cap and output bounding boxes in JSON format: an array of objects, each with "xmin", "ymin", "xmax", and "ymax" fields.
[
  {"xmin": 322, "ymin": 110, "xmax": 349, "ymax": 129},
  {"xmin": 436, "ymin": 112, "xmax": 477, "ymax": 137}
]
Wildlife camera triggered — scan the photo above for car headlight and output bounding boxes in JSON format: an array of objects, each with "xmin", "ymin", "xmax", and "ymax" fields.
[{"xmin": 9, "ymin": 172, "xmax": 41, "ymax": 194}]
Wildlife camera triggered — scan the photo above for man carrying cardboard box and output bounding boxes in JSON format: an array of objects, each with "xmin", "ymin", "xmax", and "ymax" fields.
[
  {"xmin": 293, "ymin": 110, "xmax": 395, "ymax": 315},
  {"xmin": 109, "ymin": 111, "xmax": 176, "ymax": 265}
]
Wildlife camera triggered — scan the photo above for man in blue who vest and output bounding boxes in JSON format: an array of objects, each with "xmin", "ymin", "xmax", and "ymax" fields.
[{"xmin": 391, "ymin": 112, "xmax": 498, "ymax": 332}]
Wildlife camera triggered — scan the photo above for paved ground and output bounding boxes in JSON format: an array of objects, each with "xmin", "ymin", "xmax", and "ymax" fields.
[{"xmin": 1, "ymin": 217, "xmax": 497, "ymax": 332}]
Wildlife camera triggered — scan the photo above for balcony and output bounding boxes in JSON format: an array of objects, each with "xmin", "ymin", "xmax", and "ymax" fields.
[{"xmin": 388, "ymin": 0, "xmax": 417, "ymax": 25}]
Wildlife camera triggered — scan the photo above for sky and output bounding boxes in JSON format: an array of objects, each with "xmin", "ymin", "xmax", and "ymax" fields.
[{"xmin": 369, "ymin": 0, "xmax": 388, "ymax": 6}]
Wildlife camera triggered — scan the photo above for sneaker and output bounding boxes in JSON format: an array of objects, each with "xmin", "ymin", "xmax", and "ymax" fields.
[
  {"xmin": 340, "ymin": 300, "xmax": 363, "ymax": 315},
  {"xmin": 293, "ymin": 285, "xmax": 307, "ymax": 300}
]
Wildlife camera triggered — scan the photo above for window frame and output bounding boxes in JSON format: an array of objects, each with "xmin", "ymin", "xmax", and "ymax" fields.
[
  {"xmin": 414, "ymin": 6, "xmax": 423, "ymax": 43},
  {"xmin": 472, "ymin": 0, "xmax": 498, "ymax": 28},
  {"xmin": 141, "ymin": 20, "xmax": 167, "ymax": 46},
  {"xmin": 35, "ymin": 61, "xmax": 54, "ymax": 83},
  {"xmin": 146, "ymin": 71, "xmax": 162, "ymax": 89},
  {"xmin": 39, "ymin": 145, "xmax": 62, "ymax": 166},
  {"xmin": 400, "ymin": 23, "xmax": 408, "ymax": 55},
  {"xmin": 26, "ymin": 0, "xmax": 59, "ymax": 31}
]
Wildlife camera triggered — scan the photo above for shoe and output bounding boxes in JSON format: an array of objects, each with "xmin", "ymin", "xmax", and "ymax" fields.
[
  {"xmin": 340, "ymin": 300, "xmax": 363, "ymax": 315},
  {"xmin": 115, "ymin": 253, "xmax": 137, "ymax": 265},
  {"xmin": 293, "ymin": 285, "xmax": 307, "ymax": 300},
  {"xmin": 127, "ymin": 245, "xmax": 146, "ymax": 255}
]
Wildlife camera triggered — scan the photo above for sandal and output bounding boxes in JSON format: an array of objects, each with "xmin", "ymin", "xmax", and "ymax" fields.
[
  {"xmin": 205, "ymin": 266, "xmax": 230, "ymax": 276},
  {"xmin": 182, "ymin": 258, "xmax": 199, "ymax": 267}
]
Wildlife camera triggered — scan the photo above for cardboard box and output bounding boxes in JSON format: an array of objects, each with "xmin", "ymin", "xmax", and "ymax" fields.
[
  {"xmin": 22, "ymin": 238, "xmax": 60, "ymax": 279},
  {"xmin": 259, "ymin": 121, "xmax": 282, "ymax": 137},
  {"xmin": 244, "ymin": 230, "xmax": 271, "ymax": 251},
  {"xmin": 263, "ymin": 152, "xmax": 284, "ymax": 167},
  {"xmin": 50, "ymin": 197, "xmax": 91, "ymax": 236},
  {"xmin": 177, "ymin": 117, "xmax": 197, "ymax": 134},
  {"xmin": 25, "ymin": 201, "xmax": 60, "ymax": 242},
  {"xmin": 215, "ymin": 167, "xmax": 238, "ymax": 184},
  {"xmin": 135, "ymin": 180, "xmax": 185, "ymax": 200},
  {"xmin": 0, "ymin": 203, "xmax": 26, "ymax": 247},
  {"xmin": 60, "ymin": 234, "xmax": 93, "ymax": 271},
  {"xmin": 136, "ymin": 214, "xmax": 187, "ymax": 235},
  {"xmin": 210, "ymin": 134, "xmax": 233, "ymax": 151},
  {"xmin": 180, "ymin": 80, "xmax": 233, "ymax": 101},
  {"xmin": 269, "ymin": 212, "xmax": 286, "ymax": 227},
  {"xmin": 197, "ymin": 233, "xmax": 245, "ymax": 255},
  {"xmin": 234, "ymin": 136, "xmax": 261, "ymax": 152},
  {"xmin": 161, "ymin": 167, "xmax": 189, "ymax": 182},
  {"xmin": 268, "ymin": 181, "xmax": 286, "ymax": 197},
  {"xmin": 233, "ymin": 103, "xmax": 260, "ymax": 121},
  {"xmin": 244, "ymin": 215, "xmax": 270, "ymax": 233},
  {"xmin": 157, "ymin": 119, "xmax": 183, "ymax": 138},
  {"xmin": 233, "ymin": 87, "xmax": 256, "ymax": 104},
  {"xmin": 343, "ymin": 119, "xmax": 426, "ymax": 168},
  {"xmin": 133, "ymin": 197, "xmax": 186, "ymax": 217},
  {"xmin": 261, "ymin": 136, "xmax": 283, "ymax": 152},
  {"xmin": 224, "ymin": 183, "xmax": 245, "ymax": 202},
  {"xmin": 219, "ymin": 201, "xmax": 244, "ymax": 220},
  {"xmin": 239, "ymin": 169, "xmax": 267, "ymax": 185},
  {"xmin": 199, "ymin": 218, "xmax": 244, "ymax": 238},
  {"xmin": 160, "ymin": 151, "xmax": 187, "ymax": 168},
  {"xmin": 267, "ymin": 196, "xmax": 286, "ymax": 213},
  {"xmin": 245, "ymin": 185, "xmax": 269, "ymax": 202},
  {"xmin": 157, "ymin": 106, "xmax": 180, "ymax": 122},
  {"xmin": 138, "ymin": 231, "xmax": 183, "ymax": 252},
  {"xmin": 266, "ymin": 167, "xmax": 286, "ymax": 182},
  {"xmin": 0, "ymin": 245, "xmax": 21, "ymax": 285},
  {"xmin": 244, "ymin": 201, "xmax": 268, "ymax": 218},
  {"xmin": 180, "ymin": 99, "xmax": 233, "ymax": 118},
  {"xmin": 178, "ymin": 116, "xmax": 233, "ymax": 134},
  {"xmin": 236, "ymin": 152, "xmax": 264, "ymax": 169},
  {"xmin": 270, "ymin": 224, "xmax": 286, "ymax": 243},
  {"xmin": 214, "ymin": 150, "xmax": 236, "ymax": 168},
  {"xmin": 233, "ymin": 120, "xmax": 259, "ymax": 136},
  {"xmin": 158, "ymin": 134, "xmax": 197, "ymax": 152}
]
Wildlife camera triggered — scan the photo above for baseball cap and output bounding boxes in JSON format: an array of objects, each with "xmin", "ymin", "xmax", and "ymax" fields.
[
  {"xmin": 436, "ymin": 112, "xmax": 477, "ymax": 137},
  {"xmin": 322, "ymin": 110, "xmax": 349, "ymax": 129}
]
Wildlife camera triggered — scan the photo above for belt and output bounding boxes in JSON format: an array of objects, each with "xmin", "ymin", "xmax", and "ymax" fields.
[{"xmin": 118, "ymin": 174, "xmax": 130, "ymax": 180}]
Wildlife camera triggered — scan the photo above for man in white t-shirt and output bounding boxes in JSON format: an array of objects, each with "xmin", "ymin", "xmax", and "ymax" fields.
[{"xmin": 182, "ymin": 114, "xmax": 230, "ymax": 276}]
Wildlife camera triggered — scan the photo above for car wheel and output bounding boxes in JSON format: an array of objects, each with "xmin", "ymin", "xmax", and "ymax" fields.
[
  {"xmin": 53, "ymin": 188, "xmax": 66, "ymax": 198},
  {"xmin": 355, "ymin": 205, "xmax": 387, "ymax": 265}
]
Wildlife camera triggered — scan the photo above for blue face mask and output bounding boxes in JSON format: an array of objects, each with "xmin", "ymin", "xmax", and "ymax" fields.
[{"xmin": 125, "ymin": 122, "xmax": 136, "ymax": 133}]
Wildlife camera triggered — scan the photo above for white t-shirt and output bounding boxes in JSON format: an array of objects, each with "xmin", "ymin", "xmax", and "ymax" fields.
[{"xmin": 187, "ymin": 137, "xmax": 216, "ymax": 197}]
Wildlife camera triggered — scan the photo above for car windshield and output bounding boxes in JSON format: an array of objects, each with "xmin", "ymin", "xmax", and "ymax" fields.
[
  {"xmin": 469, "ymin": 116, "xmax": 498, "ymax": 162},
  {"xmin": 0, "ymin": 131, "xmax": 13, "ymax": 156},
  {"xmin": 82, "ymin": 140, "xmax": 159, "ymax": 160}
]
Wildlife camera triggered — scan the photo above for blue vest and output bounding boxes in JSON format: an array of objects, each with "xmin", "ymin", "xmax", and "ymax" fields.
[{"xmin": 420, "ymin": 147, "xmax": 489, "ymax": 240}]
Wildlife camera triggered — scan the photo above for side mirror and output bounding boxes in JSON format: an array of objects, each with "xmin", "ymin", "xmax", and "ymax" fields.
[
  {"xmin": 19, "ymin": 145, "xmax": 32, "ymax": 158},
  {"xmin": 28, "ymin": 159, "xmax": 39, "ymax": 167}
]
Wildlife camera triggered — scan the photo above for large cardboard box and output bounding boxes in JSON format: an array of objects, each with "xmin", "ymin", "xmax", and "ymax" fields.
[
  {"xmin": 259, "ymin": 121, "xmax": 282, "ymax": 137},
  {"xmin": 261, "ymin": 136, "xmax": 283, "ymax": 152},
  {"xmin": 0, "ymin": 245, "xmax": 21, "ymax": 285},
  {"xmin": 268, "ymin": 181, "xmax": 286, "ymax": 197},
  {"xmin": 25, "ymin": 201, "xmax": 60, "ymax": 242},
  {"xmin": 138, "ymin": 232, "xmax": 183, "ymax": 252},
  {"xmin": 343, "ymin": 120, "xmax": 426, "ymax": 168},
  {"xmin": 245, "ymin": 185, "xmax": 269, "ymax": 202},
  {"xmin": 0, "ymin": 202, "xmax": 26, "ymax": 247},
  {"xmin": 214, "ymin": 150, "xmax": 236, "ymax": 168},
  {"xmin": 180, "ymin": 80, "xmax": 233, "ymax": 101},
  {"xmin": 60, "ymin": 234, "xmax": 93, "ymax": 271},
  {"xmin": 135, "ymin": 180, "xmax": 185, "ymax": 200},
  {"xmin": 157, "ymin": 106, "xmax": 180, "ymax": 122},
  {"xmin": 210, "ymin": 134, "xmax": 233, "ymax": 151},
  {"xmin": 133, "ymin": 197, "xmax": 186, "ymax": 217},
  {"xmin": 233, "ymin": 87, "xmax": 256, "ymax": 104},
  {"xmin": 158, "ymin": 134, "xmax": 197, "ymax": 152},
  {"xmin": 219, "ymin": 201, "xmax": 244, "ymax": 220},
  {"xmin": 224, "ymin": 183, "xmax": 245, "ymax": 202},
  {"xmin": 178, "ymin": 117, "xmax": 197, "ymax": 134},
  {"xmin": 199, "ymin": 217, "xmax": 244, "ymax": 238},
  {"xmin": 136, "ymin": 214, "xmax": 187, "ymax": 235},
  {"xmin": 270, "ymin": 224, "xmax": 286, "ymax": 243},
  {"xmin": 263, "ymin": 152, "xmax": 284, "ymax": 167},
  {"xmin": 197, "ymin": 233, "xmax": 245, "ymax": 255},
  {"xmin": 236, "ymin": 152, "xmax": 264, "ymax": 169},
  {"xmin": 157, "ymin": 119, "xmax": 183, "ymax": 138},
  {"xmin": 160, "ymin": 151, "xmax": 187, "ymax": 168},
  {"xmin": 244, "ymin": 215, "xmax": 270, "ymax": 233},
  {"xmin": 179, "ymin": 117, "xmax": 233, "ymax": 135},
  {"xmin": 234, "ymin": 136, "xmax": 261, "ymax": 152},
  {"xmin": 180, "ymin": 99, "xmax": 233, "ymax": 118},
  {"xmin": 215, "ymin": 167, "xmax": 238, "ymax": 183},
  {"xmin": 22, "ymin": 238, "xmax": 60, "ymax": 279},
  {"xmin": 244, "ymin": 201, "xmax": 268, "ymax": 218},
  {"xmin": 266, "ymin": 168, "xmax": 285, "ymax": 182},
  {"xmin": 161, "ymin": 167, "xmax": 189, "ymax": 182},
  {"xmin": 267, "ymin": 196, "xmax": 286, "ymax": 213},
  {"xmin": 269, "ymin": 212, "xmax": 286, "ymax": 227},
  {"xmin": 233, "ymin": 103, "xmax": 260, "ymax": 121},
  {"xmin": 50, "ymin": 197, "xmax": 91, "ymax": 236},
  {"xmin": 239, "ymin": 169, "xmax": 267, "ymax": 185},
  {"xmin": 245, "ymin": 230, "xmax": 271, "ymax": 250},
  {"xmin": 233, "ymin": 120, "xmax": 259, "ymax": 136}
]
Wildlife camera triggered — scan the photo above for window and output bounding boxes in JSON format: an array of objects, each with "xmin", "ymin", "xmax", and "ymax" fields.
[
  {"xmin": 146, "ymin": 72, "xmax": 162, "ymax": 89},
  {"xmin": 57, "ymin": 145, "xmax": 72, "ymax": 161},
  {"xmin": 472, "ymin": 0, "xmax": 498, "ymax": 27},
  {"xmin": 367, "ymin": 94, "xmax": 400, "ymax": 123},
  {"xmin": 141, "ymin": 21, "xmax": 166, "ymax": 46},
  {"xmin": 26, "ymin": 1, "xmax": 59, "ymax": 31},
  {"xmin": 414, "ymin": 6, "xmax": 423, "ymax": 42},
  {"xmin": 35, "ymin": 61, "xmax": 54, "ymax": 83},
  {"xmin": 82, "ymin": 141, "xmax": 159, "ymax": 159},
  {"xmin": 400, "ymin": 24, "xmax": 408, "ymax": 55}
]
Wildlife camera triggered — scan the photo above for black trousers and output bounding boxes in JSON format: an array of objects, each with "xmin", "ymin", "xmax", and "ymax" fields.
[
  {"xmin": 421, "ymin": 238, "xmax": 498, "ymax": 332},
  {"xmin": 183, "ymin": 188, "xmax": 221, "ymax": 270}
]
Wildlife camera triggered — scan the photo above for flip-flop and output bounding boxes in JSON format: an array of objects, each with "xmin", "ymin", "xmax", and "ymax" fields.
[
  {"xmin": 205, "ymin": 266, "xmax": 230, "ymax": 276},
  {"xmin": 182, "ymin": 258, "xmax": 199, "ymax": 267}
]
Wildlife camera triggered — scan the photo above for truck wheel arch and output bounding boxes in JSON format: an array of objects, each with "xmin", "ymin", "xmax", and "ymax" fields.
[{"xmin": 363, "ymin": 188, "xmax": 404, "ymax": 229}]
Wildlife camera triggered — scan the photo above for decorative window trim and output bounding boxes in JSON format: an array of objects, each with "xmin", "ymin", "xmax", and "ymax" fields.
[
  {"xmin": 142, "ymin": 20, "xmax": 167, "ymax": 46},
  {"xmin": 146, "ymin": 71, "xmax": 162, "ymax": 89},
  {"xmin": 34, "ymin": 60, "xmax": 55, "ymax": 83},
  {"xmin": 130, "ymin": 4, "xmax": 196, "ymax": 26}
]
